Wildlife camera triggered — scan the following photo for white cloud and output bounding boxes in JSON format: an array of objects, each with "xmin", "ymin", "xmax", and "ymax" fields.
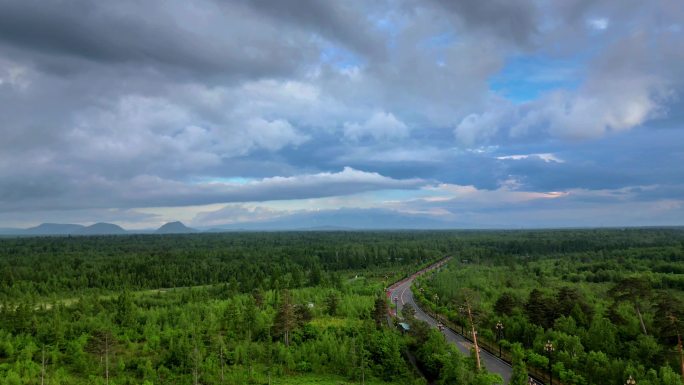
[
  {"xmin": 67, "ymin": 94, "xmax": 311, "ymax": 173},
  {"xmin": 244, "ymin": 118, "xmax": 309, "ymax": 151},
  {"xmin": 542, "ymin": 77, "xmax": 668, "ymax": 139},
  {"xmin": 453, "ymin": 12, "xmax": 681, "ymax": 146},
  {"xmin": 497, "ymin": 153, "xmax": 564, "ymax": 163},
  {"xmin": 587, "ymin": 18, "xmax": 609, "ymax": 31},
  {"xmin": 454, "ymin": 73, "xmax": 670, "ymax": 144},
  {"xmin": 0, "ymin": 59, "xmax": 30, "ymax": 90},
  {"xmin": 454, "ymin": 109, "xmax": 510, "ymax": 146},
  {"xmin": 344, "ymin": 111, "xmax": 410, "ymax": 141}
]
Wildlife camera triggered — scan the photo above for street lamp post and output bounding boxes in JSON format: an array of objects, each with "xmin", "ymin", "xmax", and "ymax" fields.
[
  {"xmin": 393, "ymin": 296, "xmax": 399, "ymax": 317},
  {"xmin": 495, "ymin": 321, "xmax": 504, "ymax": 357},
  {"xmin": 625, "ymin": 375, "xmax": 636, "ymax": 385},
  {"xmin": 544, "ymin": 340, "xmax": 554, "ymax": 385}
]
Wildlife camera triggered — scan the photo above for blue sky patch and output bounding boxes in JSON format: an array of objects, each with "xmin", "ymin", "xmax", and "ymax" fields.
[{"xmin": 489, "ymin": 55, "xmax": 583, "ymax": 102}]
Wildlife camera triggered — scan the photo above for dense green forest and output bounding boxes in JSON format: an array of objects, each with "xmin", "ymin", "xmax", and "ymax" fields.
[
  {"xmin": 1, "ymin": 229, "xmax": 683, "ymax": 384},
  {"xmin": 0, "ymin": 231, "xmax": 497, "ymax": 384}
]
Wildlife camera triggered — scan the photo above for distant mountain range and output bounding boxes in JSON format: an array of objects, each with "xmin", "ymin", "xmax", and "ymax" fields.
[
  {"xmin": 155, "ymin": 221, "xmax": 197, "ymax": 234},
  {"xmin": 0, "ymin": 219, "xmax": 372, "ymax": 236},
  {"xmin": 25, "ymin": 223, "xmax": 86, "ymax": 235},
  {"xmin": 0, "ymin": 221, "xmax": 197, "ymax": 236},
  {"xmin": 1, "ymin": 211, "xmax": 680, "ymax": 236},
  {"xmin": 80, "ymin": 222, "xmax": 127, "ymax": 235},
  {"xmin": 0, "ymin": 208, "xmax": 464, "ymax": 236}
]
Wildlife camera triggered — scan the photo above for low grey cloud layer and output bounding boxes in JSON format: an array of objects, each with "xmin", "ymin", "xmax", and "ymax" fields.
[
  {"xmin": 0, "ymin": 0, "xmax": 682, "ymax": 228},
  {"xmin": 0, "ymin": 167, "xmax": 425, "ymax": 212}
]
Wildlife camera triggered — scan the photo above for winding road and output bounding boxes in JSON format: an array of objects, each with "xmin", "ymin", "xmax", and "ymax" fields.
[{"xmin": 388, "ymin": 260, "xmax": 518, "ymax": 384}]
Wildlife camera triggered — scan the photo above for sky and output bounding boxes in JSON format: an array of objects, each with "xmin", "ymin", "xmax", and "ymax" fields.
[{"xmin": 0, "ymin": 0, "xmax": 683, "ymax": 229}]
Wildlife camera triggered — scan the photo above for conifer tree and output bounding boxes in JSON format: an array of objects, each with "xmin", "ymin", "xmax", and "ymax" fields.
[
  {"xmin": 373, "ymin": 295, "xmax": 388, "ymax": 328},
  {"xmin": 86, "ymin": 330, "xmax": 115, "ymax": 385},
  {"xmin": 326, "ymin": 292, "xmax": 339, "ymax": 316},
  {"xmin": 609, "ymin": 277, "xmax": 652, "ymax": 335},
  {"xmin": 273, "ymin": 290, "xmax": 297, "ymax": 346}
]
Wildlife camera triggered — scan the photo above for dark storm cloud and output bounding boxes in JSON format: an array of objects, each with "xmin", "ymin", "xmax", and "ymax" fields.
[
  {"xmin": 242, "ymin": 0, "xmax": 385, "ymax": 58},
  {"xmin": 0, "ymin": 0, "xmax": 317, "ymax": 78},
  {"xmin": 428, "ymin": 0, "xmax": 539, "ymax": 45}
]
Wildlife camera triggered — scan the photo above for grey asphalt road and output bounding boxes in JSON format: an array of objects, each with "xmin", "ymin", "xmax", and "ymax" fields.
[{"xmin": 390, "ymin": 275, "xmax": 514, "ymax": 384}]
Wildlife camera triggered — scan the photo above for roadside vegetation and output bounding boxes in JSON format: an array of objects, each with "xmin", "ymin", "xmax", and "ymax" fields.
[{"xmin": 416, "ymin": 228, "xmax": 684, "ymax": 385}]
